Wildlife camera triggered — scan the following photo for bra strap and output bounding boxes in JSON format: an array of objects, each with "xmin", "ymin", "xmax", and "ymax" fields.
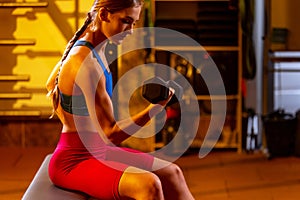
[
  {"xmin": 73, "ymin": 40, "xmax": 113, "ymax": 98},
  {"xmin": 73, "ymin": 40, "xmax": 107, "ymax": 72}
]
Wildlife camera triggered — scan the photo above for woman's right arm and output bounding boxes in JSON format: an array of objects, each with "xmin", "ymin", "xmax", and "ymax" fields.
[{"xmin": 75, "ymin": 58, "xmax": 172, "ymax": 145}]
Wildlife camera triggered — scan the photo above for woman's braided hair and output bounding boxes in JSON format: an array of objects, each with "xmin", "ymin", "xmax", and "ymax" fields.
[{"xmin": 48, "ymin": 0, "xmax": 143, "ymax": 117}]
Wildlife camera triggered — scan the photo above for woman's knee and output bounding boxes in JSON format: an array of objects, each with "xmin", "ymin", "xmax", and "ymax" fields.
[
  {"xmin": 170, "ymin": 163, "xmax": 184, "ymax": 178},
  {"xmin": 119, "ymin": 170, "xmax": 163, "ymax": 199},
  {"xmin": 158, "ymin": 163, "xmax": 185, "ymax": 182},
  {"xmin": 138, "ymin": 172, "xmax": 163, "ymax": 198},
  {"xmin": 152, "ymin": 157, "xmax": 184, "ymax": 178}
]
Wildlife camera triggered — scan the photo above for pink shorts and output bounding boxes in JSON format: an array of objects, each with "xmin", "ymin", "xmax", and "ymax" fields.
[{"xmin": 48, "ymin": 132, "xmax": 154, "ymax": 200}]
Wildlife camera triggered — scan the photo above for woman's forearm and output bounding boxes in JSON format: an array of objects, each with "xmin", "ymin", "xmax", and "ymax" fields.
[{"xmin": 107, "ymin": 103, "xmax": 163, "ymax": 145}]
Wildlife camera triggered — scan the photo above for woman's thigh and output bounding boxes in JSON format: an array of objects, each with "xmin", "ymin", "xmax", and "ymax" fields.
[
  {"xmin": 105, "ymin": 146, "xmax": 154, "ymax": 171},
  {"xmin": 53, "ymin": 158, "xmax": 128, "ymax": 199}
]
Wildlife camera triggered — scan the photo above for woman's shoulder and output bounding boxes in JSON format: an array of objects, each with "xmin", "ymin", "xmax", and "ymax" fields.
[
  {"xmin": 61, "ymin": 48, "xmax": 90, "ymax": 72},
  {"xmin": 69, "ymin": 45, "xmax": 91, "ymax": 62}
]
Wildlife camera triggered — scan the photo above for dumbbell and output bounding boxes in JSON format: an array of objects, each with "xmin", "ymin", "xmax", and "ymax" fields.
[
  {"xmin": 167, "ymin": 79, "xmax": 183, "ymax": 105},
  {"xmin": 142, "ymin": 77, "xmax": 183, "ymax": 105}
]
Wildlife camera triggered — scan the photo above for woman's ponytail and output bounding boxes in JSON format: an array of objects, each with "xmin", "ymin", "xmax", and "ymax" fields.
[{"xmin": 48, "ymin": 13, "xmax": 92, "ymax": 118}]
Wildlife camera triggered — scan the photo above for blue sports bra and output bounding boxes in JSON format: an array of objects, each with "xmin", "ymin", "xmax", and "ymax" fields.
[{"xmin": 59, "ymin": 40, "xmax": 113, "ymax": 116}]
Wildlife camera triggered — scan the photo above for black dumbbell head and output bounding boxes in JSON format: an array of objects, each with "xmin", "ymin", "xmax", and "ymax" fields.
[{"xmin": 142, "ymin": 77, "xmax": 169, "ymax": 104}]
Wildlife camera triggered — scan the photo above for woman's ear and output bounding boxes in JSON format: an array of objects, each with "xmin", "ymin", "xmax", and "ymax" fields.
[{"xmin": 99, "ymin": 7, "xmax": 110, "ymax": 22}]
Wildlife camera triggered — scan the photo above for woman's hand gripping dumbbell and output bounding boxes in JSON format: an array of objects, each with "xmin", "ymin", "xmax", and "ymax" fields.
[{"xmin": 142, "ymin": 76, "xmax": 183, "ymax": 106}]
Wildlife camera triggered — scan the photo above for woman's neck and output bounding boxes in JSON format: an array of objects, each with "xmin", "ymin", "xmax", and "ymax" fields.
[{"xmin": 80, "ymin": 29, "xmax": 107, "ymax": 52}]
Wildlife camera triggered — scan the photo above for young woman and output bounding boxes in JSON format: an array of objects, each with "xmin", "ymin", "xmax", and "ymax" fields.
[{"xmin": 46, "ymin": 0, "xmax": 194, "ymax": 199}]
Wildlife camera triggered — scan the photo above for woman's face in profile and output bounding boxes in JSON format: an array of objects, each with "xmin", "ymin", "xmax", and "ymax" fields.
[{"xmin": 104, "ymin": 6, "xmax": 142, "ymax": 45}]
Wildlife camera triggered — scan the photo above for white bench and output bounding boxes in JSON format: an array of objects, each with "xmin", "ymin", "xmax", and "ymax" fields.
[{"xmin": 22, "ymin": 154, "xmax": 96, "ymax": 200}]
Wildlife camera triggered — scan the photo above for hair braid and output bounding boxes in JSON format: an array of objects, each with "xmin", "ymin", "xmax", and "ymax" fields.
[{"xmin": 49, "ymin": 13, "xmax": 92, "ymax": 118}]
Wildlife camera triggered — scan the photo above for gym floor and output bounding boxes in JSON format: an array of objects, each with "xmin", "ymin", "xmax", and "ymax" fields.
[{"xmin": 1, "ymin": 147, "xmax": 300, "ymax": 200}]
